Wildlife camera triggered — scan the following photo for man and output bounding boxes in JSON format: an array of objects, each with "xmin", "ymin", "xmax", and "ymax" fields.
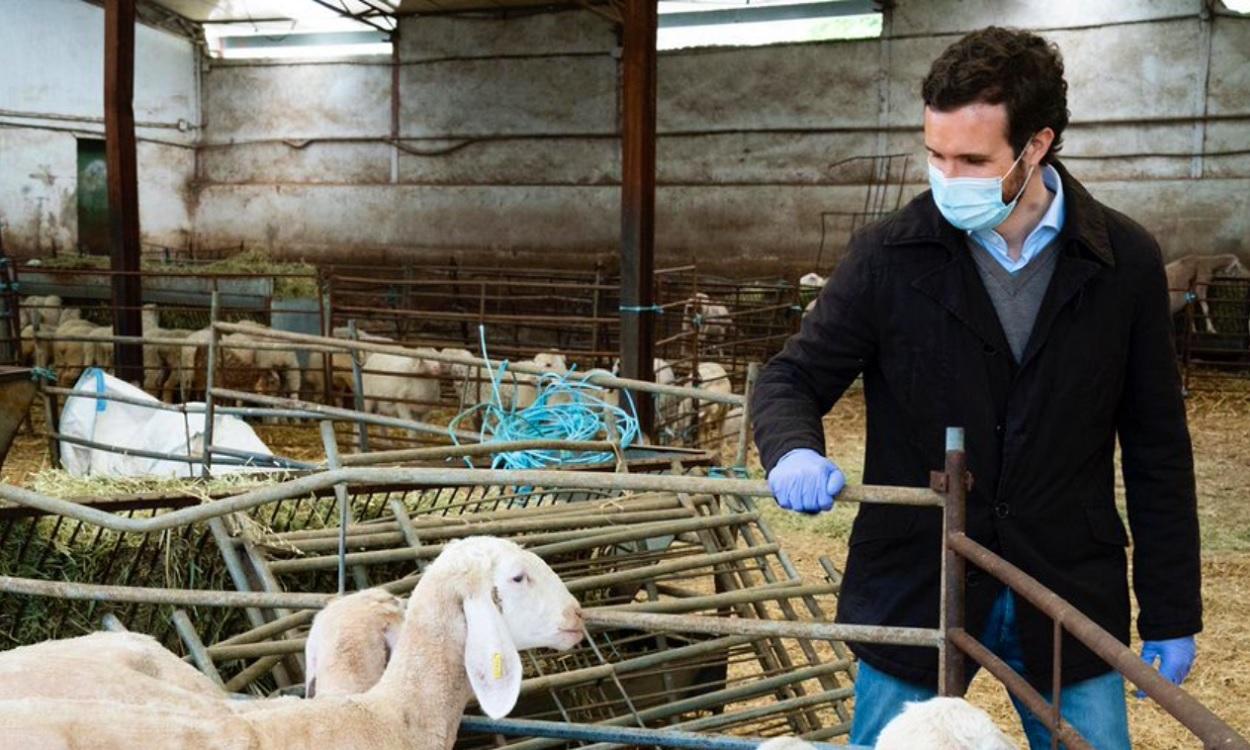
[{"xmin": 752, "ymin": 27, "xmax": 1201, "ymax": 749}]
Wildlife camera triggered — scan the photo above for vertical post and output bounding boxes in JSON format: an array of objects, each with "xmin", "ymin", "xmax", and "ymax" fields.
[
  {"xmin": 104, "ymin": 0, "xmax": 144, "ymax": 383},
  {"xmin": 347, "ymin": 320, "xmax": 370, "ymax": 452},
  {"xmin": 321, "ymin": 278, "xmax": 335, "ymax": 405},
  {"xmin": 591, "ymin": 261, "xmax": 604, "ymax": 365},
  {"xmin": 320, "ymin": 419, "xmax": 350, "ymax": 595},
  {"xmin": 32, "ymin": 317, "xmax": 61, "ymax": 469},
  {"xmin": 733, "ymin": 362, "xmax": 759, "ymax": 468},
  {"xmin": 619, "ymin": 0, "xmax": 657, "ymax": 441},
  {"xmin": 938, "ymin": 426, "xmax": 968, "ymax": 696},
  {"xmin": 201, "ymin": 292, "xmax": 219, "ymax": 478}
]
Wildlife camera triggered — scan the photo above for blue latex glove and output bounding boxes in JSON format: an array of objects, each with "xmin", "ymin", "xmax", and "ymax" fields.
[
  {"xmin": 767, "ymin": 448, "xmax": 845, "ymax": 514},
  {"xmin": 1136, "ymin": 636, "xmax": 1197, "ymax": 699}
]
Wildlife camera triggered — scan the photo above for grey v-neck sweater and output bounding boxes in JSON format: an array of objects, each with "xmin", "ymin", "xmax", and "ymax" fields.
[{"xmin": 967, "ymin": 237, "xmax": 1061, "ymax": 363}]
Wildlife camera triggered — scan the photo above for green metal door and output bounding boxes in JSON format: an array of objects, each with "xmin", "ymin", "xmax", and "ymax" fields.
[{"xmin": 76, "ymin": 138, "xmax": 109, "ymax": 256}]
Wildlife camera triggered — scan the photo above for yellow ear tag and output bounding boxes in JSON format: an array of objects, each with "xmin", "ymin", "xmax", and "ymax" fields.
[{"xmin": 492, "ymin": 652, "xmax": 504, "ymax": 680}]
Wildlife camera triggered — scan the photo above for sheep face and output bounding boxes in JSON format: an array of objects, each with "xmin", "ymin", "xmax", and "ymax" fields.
[
  {"xmin": 441, "ymin": 537, "xmax": 583, "ymax": 653},
  {"xmin": 532, "ymin": 351, "xmax": 567, "ymax": 373},
  {"xmin": 493, "ymin": 545, "xmax": 584, "ymax": 652}
]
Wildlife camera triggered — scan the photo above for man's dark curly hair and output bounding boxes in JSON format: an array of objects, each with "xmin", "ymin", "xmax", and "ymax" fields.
[{"xmin": 922, "ymin": 26, "xmax": 1070, "ymax": 163}]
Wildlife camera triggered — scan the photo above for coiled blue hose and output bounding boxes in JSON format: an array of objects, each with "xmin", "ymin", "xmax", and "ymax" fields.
[{"xmin": 448, "ymin": 327, "xmax": 639, "ymax": 470}]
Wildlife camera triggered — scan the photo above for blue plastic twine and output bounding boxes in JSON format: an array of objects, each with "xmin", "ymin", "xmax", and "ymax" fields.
[{"xmin": 448, "ymin": 326, "xmax": 640, "ymax": 472}]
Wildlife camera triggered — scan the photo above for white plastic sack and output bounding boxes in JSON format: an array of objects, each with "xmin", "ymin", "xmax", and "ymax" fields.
[{"xmin": 58, "ymin": 368, "xmax": 275, "ymax": 478}]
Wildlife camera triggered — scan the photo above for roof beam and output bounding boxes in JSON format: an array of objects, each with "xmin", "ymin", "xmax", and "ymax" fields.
[{"xmin": 659, "ymin": 0, "xmax": 876, "ymax": 28}]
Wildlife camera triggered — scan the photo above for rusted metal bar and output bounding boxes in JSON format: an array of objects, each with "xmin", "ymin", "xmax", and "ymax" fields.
[
  {"xmin": 172, "ymin": 609, "xmax": 225, "ymax": 689},
  {"xmin": 459, "ymin": 717, "xmax": 840, "ymax": 750},
  {"xmin": 268, "ymin": 494, "xmax": 687, "ymax": 542},
  {"xmin": 104, "ymin": 0, "xmax": 143, "ymax": 383},
  {"xmin": 334, "ymin": 439, "xmax": 618, "ymax": 467},
  {"xmin": 0, "ymin": 469, "xmax": 941, "ymax": 535},
  {"xmin": 604, "ymin": 582, "xmax": 840, "ymax": 614},
  {"xmin": 0, "ymin": 574, "xmax": 331, "ymax": 609},
  {"xmin": 584, "ymin": 609, "xmax": 942, "ymax": 648},
  {"xmin": 948, "ymin": 533, "xmax": 1250, "ymax": 749},
  {"xmin": 271, "ymin": 508, "xmax": 694, "ymax": 552},
  {"xmin": 499, "ymin": 661, "xmax": 850, "ymax": 750},
  {"xmin": 213, "ymin": 322, "xmax": 746, "ymax": 407},
  {"xmin": 211, "ymin": 387, "xmax": 480, "ymax": 443},
  {"xmin": 387, "ymin": 498, "xmax": 429, "ymax": 574},
  {"xmin": 948, "ymin": 628, "xmax": 1092, "ymax": 750},
  {"xmin": 269, "ymin": 512, "xmax": 756, "ymax": 573},
  {"xmin": 223, "ymin": 654, "xmax": 284, "ymax": 693},
  {"xmin": 939, "ymin": 426, "xmax": 967, "ymax": 695},
  {"xmin": 565, "ymin": 544, "xmax": 780, "ymax": 594}
]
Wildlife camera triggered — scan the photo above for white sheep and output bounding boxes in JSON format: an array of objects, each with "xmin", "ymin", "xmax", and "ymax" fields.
[
  {"xmin": 693, "ymin": 361, "xmax": 733, "ymax": 443},
  {"xmin": 876, "ymin": 696, "xmax": 1018, "ymax": 750},
  {"xmin": 140, "ymin": 304, "xmax": 192, "ymax": 402},
  {"xmin": 19, "ymin": 295, "xmax": 65, "ymax": 330},
  {"xmin": 682, "ymin": 292, "xmax": 732, "ymax": 345},
  {"xmin": 0, "ymin": 630, "xmax": 225, "ymax": 706},
  {"xmin": 361, "ymin": 347, "xmax": 446, "ymax": 423},
  {"xmin": 448, "ymin": 349, "xmax": 570, "ymax": 418},
  {"xmin": 0, "ymin": 594, "xmax": 403, "ymax": 706},
  {"xmin": 52, "ymin": 317, "xmax": 109, "ymax": 386},
  {"xmin": 0, "ymin": 536, "xmax": 585, "ymax": 750},
  {"xmin": 798, "ymin": 272, "xmax": 827, "ymax": 289},
  {"xmin": 755, "ymin": 696, "xmax": 1016, "ymax": 750},
  {"xmin": 304, "ymin": 588, "xmax": 404, "ymax": 699}
]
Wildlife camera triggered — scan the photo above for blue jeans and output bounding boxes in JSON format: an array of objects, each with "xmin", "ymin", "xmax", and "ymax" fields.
[{"xmin": 849, "ymin": 590, "xmax": 1131, "ymax": 749}]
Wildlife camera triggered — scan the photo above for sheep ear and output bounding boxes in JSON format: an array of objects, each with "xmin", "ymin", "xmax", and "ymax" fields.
[
  {"xmin": 304, "ymin": 620, "xmax": 323, "ymax": 698},
  {"xmin": 462, "ymin": 590, "xmax": 521, "ymax": 719}
]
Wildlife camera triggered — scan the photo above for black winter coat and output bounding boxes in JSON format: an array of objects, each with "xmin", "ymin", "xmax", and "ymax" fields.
[{"xmin": 753, "ymin": 162, "xmax": 1202, "ymax": 690}]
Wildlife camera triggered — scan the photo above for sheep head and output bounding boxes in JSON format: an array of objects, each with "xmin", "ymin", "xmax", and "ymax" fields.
[{"xmin": 426, "ymin": 536, "xmax": 583, "ymax": 719}]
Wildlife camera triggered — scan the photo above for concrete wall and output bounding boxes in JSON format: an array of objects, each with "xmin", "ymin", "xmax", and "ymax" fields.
[
  {"xmin": 190, "ymin": 1, "xmax": 1250, "ymax": 274},
  {"xmin": 0, "ymin": 0, "xmax": 199, "ymax": 255}
]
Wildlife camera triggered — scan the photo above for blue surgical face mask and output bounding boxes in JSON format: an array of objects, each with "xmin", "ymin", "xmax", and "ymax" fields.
[{"xmin": 928, "ymin": 145, "xmax": 1035, "ymax": 232}]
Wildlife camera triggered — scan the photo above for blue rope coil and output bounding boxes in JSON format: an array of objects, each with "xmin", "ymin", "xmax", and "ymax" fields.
[
  {"xmin": 30, "ymin": 367, "xmax": 57, "ymax": 384},
  {"xmin": 448, "ymin": 326, "xmax": 639, "ymax": 472}
]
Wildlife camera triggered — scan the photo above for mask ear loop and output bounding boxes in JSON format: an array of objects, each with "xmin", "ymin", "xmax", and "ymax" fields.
[{"xmin": 1005, "ymin": 135, "xmax": 1041, "ymax": 204}]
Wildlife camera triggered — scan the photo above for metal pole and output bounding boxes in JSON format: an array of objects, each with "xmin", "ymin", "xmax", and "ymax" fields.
[
  {"xmin": 459, "ymin": 717, "xmax": 840, "ymax": 750},
  {"xmin": 172, "ymin": 609, "xmax": 226, "ymax": 689},
  {"xmin": 104, "ymin": 0, "xmax": 143, "ymax": 383},
  {"xmin": 212, "ymin": 322, "xmax": 745, "ymax": 406},
  {"xmin": 320, "ymin": 419, "xmax": 350, "ymax": 595},
  {"xmin": 949, "ymin": 533, "xmax": 1250, "ymax": 749},
  {"xmin": 938, "ymin": 426, "xmax": 967, "ymax": 695},
  {"xmin": 0, "ymin": 469, "xmax": 942, "ymax": 535},
  {"xmin": 347, "ymin": 320, "xmax": 370, "ymax": 452},
  {"xmin": 733, "ymin": 361, "xmax": 759, "ymax": 467},
  {"xmin": 619, "ymin": 0, "xmax": 658, "ymax": 440},
  {"xmin": 201, "ymin": 291, "xmax": 219, "ymax": 478},
  {"xmin": 584, "ymin": 608, "xmax": 942, "ymax": 648}
]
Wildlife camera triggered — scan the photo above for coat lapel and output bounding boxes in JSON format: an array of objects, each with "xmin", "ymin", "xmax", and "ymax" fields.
[
  {"xmin": 1016, "ymin": 251, "xmax": 1102, "ymax": 372},
  {"xmin": 910, "ymin": 253, "xmax": 1013, "ymax": 355}
]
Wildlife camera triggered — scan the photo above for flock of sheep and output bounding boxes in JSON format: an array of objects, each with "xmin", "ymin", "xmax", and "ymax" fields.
[
  {"xmin": 16, "ymin": 295, "xmax": 743, "ymax": 442},
  {"xmin": 0, "ymin": 536, "xmax": 1015, "ymax": 749}
]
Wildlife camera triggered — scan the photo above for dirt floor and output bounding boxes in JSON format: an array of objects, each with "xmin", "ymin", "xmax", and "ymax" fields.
[{"xmin": 3, "ymin": 383, "xmax": 1246, "ymax": 747}]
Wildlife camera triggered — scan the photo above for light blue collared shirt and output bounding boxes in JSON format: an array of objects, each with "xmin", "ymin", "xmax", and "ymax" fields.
[{"xmin": 969, "ymin": 164, "xmax": 1065, "ymax": 274}]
